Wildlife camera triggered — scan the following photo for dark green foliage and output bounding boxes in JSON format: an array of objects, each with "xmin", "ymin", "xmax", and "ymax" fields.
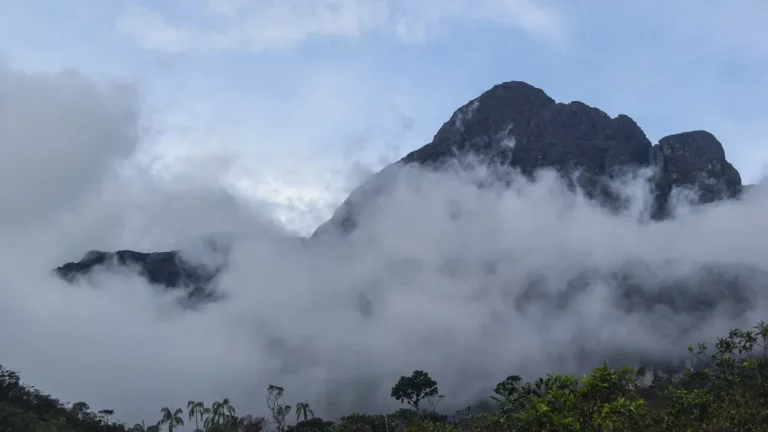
[
  {"xmin": 332, "ymin": 413, "xmax": 388, "ymax": 432},
  {"xmin": 285, "ymin": 417, "xmax": 334, "ymax": 432},
  {"xmin": 204, "ymin": 414, "xmax": 265, "ymax": 432},
  {"xmin": 0, "ymin": 365, "xmax": 128, "ymax": 431},
  {"xmin": 391, "ymin": 370, "xmax": 441, "ymax": 411},
  {"xmin": 7, "ymin": 321, "xmax": 768, "ymax": 431},
  {"xmin": 158, "ymin": 407, "xmax": 184, "ymax": 432}
]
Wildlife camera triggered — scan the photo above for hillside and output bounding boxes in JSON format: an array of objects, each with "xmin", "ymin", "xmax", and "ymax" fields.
[
  {"xmin": 4, "ymin": 320, "xmax": 768, "ymax": 431},
  {"xmin": 313, "ymin": 81, "xmax": 742, "ymax": 238},
  {"xmin": 54, "ymin": 81, "xmax": 746, "ymax": 296}
]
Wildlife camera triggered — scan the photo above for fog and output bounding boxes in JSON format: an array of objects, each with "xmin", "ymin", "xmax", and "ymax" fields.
[{"xmin": 1, "ymin": 63, "xmax": 768, "ymax": 430}]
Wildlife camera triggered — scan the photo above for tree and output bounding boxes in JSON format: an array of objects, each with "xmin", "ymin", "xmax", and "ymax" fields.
[
  {"xmin": 130, "ymin": 421, "xmax": 148, "ymax": 432},
  {"xmin": 98, "ymin": 409, "xmax": 115, "ymax": 424},
  {"xmin": 509, "ymin": 368, "xmax": 648, "ymax": 431},
  {"xmin": 38, "ymin": 417, "xmax": 72, "ymax": 432},
  {"xmin": 391, "ymin": 370, "xmax": 440, "ymax": 411},
  {"xmin": 668, "ymin": 320, "xmax": 768, "ymax": 431},
  {"xmin": 71, "ymin": 401, "xmax": 92, "ymax": 421},
  {"xmin": 266, "ymin": 385, "xmax": 292, "ymax": 432},
  {"xmin": 425, "ymin": 394, "xmax": 445, "ymax": 412},
  {"xmin": 333, "ymin": 413, "xmax": 389, "ymax": 432},
  {"xmin": 203, "ymin": 414, "xmax": 264, "ymax": 432},
  {"xmin": 157, "ymin": 407, "xmax": 184, "ymax": 432},
  {"xmin": 130, "ymin": 421, "xmax": 161, "ymax": 432},
  {"xmin": 286, "ymin": 417, "xmax": 334, "ymax": 432},
  {"xmin": 294, "ymin": 401, "xmax": 314, "ymax": 422},
  {"xmin": 491, "ymin": 375, "xmax": 528, "ymax": 413},
  {"xmin": 186, "ymin": 400, "xmax": 208, "ymax": 432},
  {"xmin": 236, "ymin": 414, "xmax": 266, "ymax": 432},
  {"xmin": 211, "ymin": 398, "xmax": 236, "ymax": 425}
]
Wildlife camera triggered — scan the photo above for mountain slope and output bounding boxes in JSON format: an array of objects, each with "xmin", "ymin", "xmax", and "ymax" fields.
[
  {"xmin": 313, "ymin": 81, "xmax": 742, "ymax": 238},
  {"xmin": 54, "ymin": 249, "xmax": 224, "ymax": 304},
  {"xmin": 55, "ymin": 80, "xmax": 745, "ymax": 298}
]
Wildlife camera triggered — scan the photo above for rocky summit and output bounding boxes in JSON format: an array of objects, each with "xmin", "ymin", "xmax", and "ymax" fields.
[
  {"xmin": 54, "ymin": 249, "xmax": 223, "ymax": 305},
  {"xmin": 55, "ymin": 80, "xmax": 747, "ymax": 300},
  {"xmin": 313, "ymin": 81, "xmax": 743, "ymax": 237}
]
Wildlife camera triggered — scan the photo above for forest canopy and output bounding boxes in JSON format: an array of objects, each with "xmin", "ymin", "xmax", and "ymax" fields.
[{"xmin": 3, "ymin": 320, "xmax": 768, "ymax": 431}]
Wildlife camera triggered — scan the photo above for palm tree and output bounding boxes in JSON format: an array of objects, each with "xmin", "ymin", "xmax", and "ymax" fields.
[
  {"xmin": 187, "ymin": 400, "xmax": 207, "ymax": 431},
  {"xmin": 130, "ymin": 421, "xmax": 147, "ymax": 432},
  {"xmin": 203, "ymin": 410, "xmax": 216, "ymax": 430},
  {"xmin": 295, "ymin": 402, "xmax": 315, "ymax": 422},
  {"xmin": 132, "ymin": 422, "xmax": 160, "ymax": 432},
  {"xmin": 211, "ymin": 397, "xmax": 236, "ymax": 424},
  {"xmin": 157, "ymin": 407, "xmax": 184, "ymax": 432}
]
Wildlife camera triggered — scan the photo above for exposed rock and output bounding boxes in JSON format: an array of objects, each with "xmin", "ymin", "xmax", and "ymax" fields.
[
  {"xmin": 54, "ymin": 249, "xmax": 223, "ymax": 305},
  {"xmin": 314, "ymin": 81, "xmax": 742, "ymax": 237},
  {"xmin": 650, "ymin": 131, "xmax": 742, "ymax": 217},
  {"xmin": 513, "ymin": 260, "xmax": 760, "ymax": 320},
  {"xmin": 55, "ymin": 81, "xmax": 748, "ymax": 310}
]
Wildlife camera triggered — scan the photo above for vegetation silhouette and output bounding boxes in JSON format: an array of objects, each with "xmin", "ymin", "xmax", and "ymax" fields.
[{"xmin": 4, "ymin": 321, "xmax": 768, "ymax": 431}]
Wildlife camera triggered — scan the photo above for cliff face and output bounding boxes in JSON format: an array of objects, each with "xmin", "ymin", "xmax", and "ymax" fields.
[
  {"xmin": 55, "ymin": 81, "xmax": 746, "ymax": 302},
  {"xmin": 651, "ymin": 131, "xmax": 742, "ymax": 212},
  {"xmin": 54, "ymin": 249, "xmax": 223, "ymax": 305},
  {"xmin": 313, "ymin": 81, "xmax": 742, "ymax": 237}
]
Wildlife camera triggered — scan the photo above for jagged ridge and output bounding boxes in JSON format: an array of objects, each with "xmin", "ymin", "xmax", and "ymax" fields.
[
  {"xmin": 55, "ymin": 80, "xmax": 748, "ymax": 305},
  {"xmin": 313, "ymin": 81, "xmax": 742, "ymax": 237},
  {"xmin": 54, "ymin": 249, "xmax": 222, "ymax": 304}
]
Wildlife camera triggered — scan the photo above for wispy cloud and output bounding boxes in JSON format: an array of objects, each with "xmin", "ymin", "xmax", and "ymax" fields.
[
  {"xmin": 115, "ymin": 0, "xmax": 567, "ymax": 53},
  {"xmin": 3, "ymin": 2, "xmax": 768, "ymax": 429},
  {"xmin": 4, "ymin": 59, "xmax": 768, "ymax": 429}
]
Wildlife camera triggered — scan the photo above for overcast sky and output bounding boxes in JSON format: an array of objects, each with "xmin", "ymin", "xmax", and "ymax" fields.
[
  {"xmin": 2, "ymin": 0, "xmax": 767, "ymax": 234},
  {"xmin": 2, "ymin": 2, "xmax": 768, "ymax": 430}
]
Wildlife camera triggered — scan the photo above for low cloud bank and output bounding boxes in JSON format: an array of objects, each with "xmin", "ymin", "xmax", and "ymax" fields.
[{"xmin": 1, "ymin": 63, "xmax": 767, "ymax": 429}]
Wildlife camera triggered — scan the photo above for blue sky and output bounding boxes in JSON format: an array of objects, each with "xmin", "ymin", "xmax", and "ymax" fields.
[{"xmin": 2, "ymin": 0, "xmax": 767, "ymax": 233}]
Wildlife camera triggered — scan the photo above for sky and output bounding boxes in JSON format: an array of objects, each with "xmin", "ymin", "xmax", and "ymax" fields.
[
  {"xmin": 2, "ymin": 1, "xmax": 768, "ymax": 430},
  {"xmin": 2, "ymin": 0, "xmax": 767, "ymax": 234}
]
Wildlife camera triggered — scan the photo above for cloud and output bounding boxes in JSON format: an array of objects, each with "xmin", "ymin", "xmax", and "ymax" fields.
[
  {"xmin": 115, "ymin": 0, "xmax": 566, "ymax": 53},
  {"xmin": 0, "ymin": 64, "xmax": 140, "ymax": 229},
  {"xmin": 115, "ymin": 5, "xmax": 199, "ymax": 53},
  {"xmin": 3, "ymin": 61, "xmax": 768, "ymax": 432}
]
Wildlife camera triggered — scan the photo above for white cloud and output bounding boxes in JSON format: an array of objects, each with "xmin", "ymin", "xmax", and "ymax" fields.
[
  {"xmin": 115, "ymin": 0, "xmax": 566, "ymax": 53},
  {"xmin": 0, "ymin": 65, "xmax": 140, "ymax": 229},
  {"xmin": 115, "ymin": 5, "xmax": 202, "ymax": 53},
  {"xmin": 2, "ymin": 2, "xmax": 768, "ymax": 429},
  {"xmin": 390, "ymin": 0, "xmax": 566, "ymax": 44},
  {"xmin": 4, "ymin": 60, "xmax": 768, "ymax": 431}
]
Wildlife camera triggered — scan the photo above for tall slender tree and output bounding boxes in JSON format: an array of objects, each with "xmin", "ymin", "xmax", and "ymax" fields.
[
  {"xmin": 186, "ymin": 401, "xmax": 207, "ymax": 432},
  {"xmin": 130, "ymin": 421, "xmax": 161, "ymax": 432},
  {"xmin": 267, "ymin": 385, "xmax": 292, "ymax": 432},
  {"xmin": 295, "ymin": 402, "xmax": 315, "ymax": 422},
  {"xmin": 211, "ymin": 397, "xmax": 236, "ymax": 424},
  {"xmin": 130, "ymin": 421, "xmax": 147, "ymax": 432},
  {"xmin": 157, "ymin": 407, "xmax": 184, "ymax": 432}
]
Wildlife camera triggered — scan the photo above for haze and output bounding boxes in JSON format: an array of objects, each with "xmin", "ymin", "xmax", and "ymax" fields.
[{"xmin": 1, "ymin": 1, "xmax": 768, "ymax": 430}]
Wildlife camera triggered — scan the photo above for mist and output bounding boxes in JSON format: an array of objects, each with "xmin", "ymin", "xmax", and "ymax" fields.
[{"xmin": 1, "ymin": 62, "xmax": 768, "ymax": 430}]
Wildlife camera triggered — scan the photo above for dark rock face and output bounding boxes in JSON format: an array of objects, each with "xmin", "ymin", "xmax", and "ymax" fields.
[
  {"xmin": 55, "ymin": 81, "xmax": 747, "ymax": 308},
  {"xmin": 651, "ymin": 131, "xmax": 742, "ymax": 216},
  {"xmin": 513, "ymin": 260, "xmax": 761, "ymax": 320},
  {"xmin": 54, "ymin": 249, "xmax": 222, "ymax": 304},
  {"xmin": 314, "ymin": 81, "xmax": 742, "ymax": 237}
]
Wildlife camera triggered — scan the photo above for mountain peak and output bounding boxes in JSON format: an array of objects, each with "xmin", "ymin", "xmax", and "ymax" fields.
[
  {"xmin": 314, "ymin": 80, "xmax": 741, "ymax": 238},
  {"xmin": 55, "ymin": 80, "xmax": 745, "ymax": 294}
]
